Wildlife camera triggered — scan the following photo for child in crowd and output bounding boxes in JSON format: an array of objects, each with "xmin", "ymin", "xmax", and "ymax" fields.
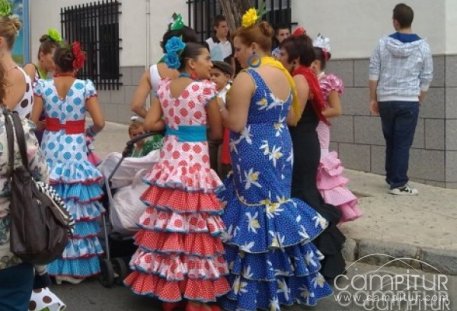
[
  {"xmin": 209, "ymin": 61, "xmax": 233, "ymax": 178},
  {"xmin": 128, "ymin": 116, "xmax": 163, "ymax": 157},
  {"xmin": 312, "ymin": 34, "xmax": 362, "ymax": 223}
]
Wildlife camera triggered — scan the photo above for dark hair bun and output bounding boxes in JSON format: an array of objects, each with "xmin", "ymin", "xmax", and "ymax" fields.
[{"xmin": 39, "ymin": 34, "xmax": 51, "ymax": 43}]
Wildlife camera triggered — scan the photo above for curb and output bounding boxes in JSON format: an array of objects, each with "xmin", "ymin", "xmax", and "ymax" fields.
[{"xmin": 342, "ymin": 238, "xmax": 457, "ymax": 275}]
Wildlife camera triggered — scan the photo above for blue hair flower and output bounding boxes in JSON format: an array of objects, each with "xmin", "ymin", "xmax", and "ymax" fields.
[{"xmin": 164, "ymin": 52, "xmax": 180, "ymax": 69}]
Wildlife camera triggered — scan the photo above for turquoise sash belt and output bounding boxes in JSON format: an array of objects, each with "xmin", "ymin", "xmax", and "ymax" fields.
[{"xmin": 165, "ymin": 125, "xmax": 207, "ymax": 142}]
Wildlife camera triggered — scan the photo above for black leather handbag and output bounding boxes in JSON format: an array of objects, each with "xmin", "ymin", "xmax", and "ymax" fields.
[{"xmin": 4, "ymin": 110, "xmax": 74, "ymax": 265}]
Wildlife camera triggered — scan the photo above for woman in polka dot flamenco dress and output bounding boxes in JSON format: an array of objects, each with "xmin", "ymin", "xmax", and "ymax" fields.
[
  {"xmin": 31, "ymin": 42, "xmax": 105, "ymax": 284},
  {"xmin": 124, "ymin": 39, "xmax": 230, "ymax": 311}
]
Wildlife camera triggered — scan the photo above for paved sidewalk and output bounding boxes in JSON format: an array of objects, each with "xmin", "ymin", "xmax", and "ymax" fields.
[{"xmin": 94, "ymin": 121, "xmax": 457, "ymax": 275}]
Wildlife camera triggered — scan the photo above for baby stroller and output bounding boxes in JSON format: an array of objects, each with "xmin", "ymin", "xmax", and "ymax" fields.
[{"xmin": 97, "ymin": 132, "xmax": 161, "ymax": 287}]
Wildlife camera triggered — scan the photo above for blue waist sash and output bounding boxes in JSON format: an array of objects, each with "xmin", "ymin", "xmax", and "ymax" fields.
[{"xmin": 165, "ymin": 125, "xmax": 207, "ymax": 142}]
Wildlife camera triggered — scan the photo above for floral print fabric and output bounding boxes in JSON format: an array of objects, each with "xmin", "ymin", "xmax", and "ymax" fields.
[{"xmin": 218, "ymin": 69, "xmax": 333, "ymax": 310}]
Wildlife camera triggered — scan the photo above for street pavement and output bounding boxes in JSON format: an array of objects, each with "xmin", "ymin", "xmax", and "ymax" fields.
[{"xmin": 54, "ymin": 120, "xmax": 456, "ymax": 311}]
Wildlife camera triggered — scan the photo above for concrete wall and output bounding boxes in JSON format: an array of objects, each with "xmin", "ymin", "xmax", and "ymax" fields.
[
  {"xmin": 326, "ymin": 55, "xmax": 457, "ymax": 188},
  {"xmin": 29, "ymin": 0, "xmax": 187, "ymax": 67}
]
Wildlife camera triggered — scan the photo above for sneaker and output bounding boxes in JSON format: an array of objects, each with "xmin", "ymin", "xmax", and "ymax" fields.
[{"xmin": 389, "ymin": 184, "xmax": 418, "ymax": 196}]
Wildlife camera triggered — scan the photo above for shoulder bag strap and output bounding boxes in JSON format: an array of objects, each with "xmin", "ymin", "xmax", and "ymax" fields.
[
  {"xmin": 3, "ymin": 109, "xmax": 15, "ymax": 177},
  {"xmin": 10, "ymin": 111, "xmax": 30, "ymax": 171}
]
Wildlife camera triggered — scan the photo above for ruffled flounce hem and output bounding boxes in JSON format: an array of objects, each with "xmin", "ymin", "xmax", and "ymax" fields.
[
  {"xmin": 220, "ymin": 273, "xmax": 333, "ymax": 310},
  {"xmin": 48, "ymin": 256, "xmax": 101, "ymax": 277},
  {"xmin": 320, "ymin": 191, "xmax": 362, "ymax": 223},
  {"xmin": 52, "ymin": 183, "xmax": 103, "ymax": 202},
  {"xmin": 138, "ymin": 207, "xmax": 225, "ymax": 236},
  {"xmin": 219, "ymin": 179, "xmax": 328, "ymax": 253},
  {"xmin": 134, "ymin": 230, "xmax": 225, "ymax": 257},
  {"xmin": 141, "ymin": 186, "xmax": 223, "ymax": 214},
  {"xmin": 72, "ymin": 220, "xmax": 101, "ymax": 238},
  {"xmin": 48, "ymin": 160, "xmax": 103, "ymax": 184},
  {"xmin": 317, "ymin": 151, "xmax": 349, "ymax": 189},
  {"xmin": 60, "ymin": 236, "xmax": 104, "ymax": 259},
  {"xmin": 124, "ymin": 272, "xmax": 230, "ymax": 302},
  {"xmin": 129, "ymin": 249, "xmax": 228, "ymax": 281},
  {"xmin": 65, "ymin": 200, "xmax": 105, "ymax": 222},
  {"xmin": 143, "ymin": 162, "xmax": 223, "ymax": 193},
  {"xmin": 224, "ymin": 243, "xmax": 324, "ymax": 281}
]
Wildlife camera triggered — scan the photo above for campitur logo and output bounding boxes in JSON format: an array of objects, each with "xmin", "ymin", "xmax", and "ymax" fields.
[{"xmin": 333, "ymin": 253, "xmax": 451, "ymax": 311}]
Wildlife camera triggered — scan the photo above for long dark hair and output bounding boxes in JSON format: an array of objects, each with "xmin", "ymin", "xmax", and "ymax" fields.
[{"xmin": 280, "ymin": 34, "xmax": 315, "ymax": 66}]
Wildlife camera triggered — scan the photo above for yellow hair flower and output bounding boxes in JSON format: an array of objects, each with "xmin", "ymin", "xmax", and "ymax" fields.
[{"xmin": 242, "ymin": 8, "xmax": 259, "ymax": 28}]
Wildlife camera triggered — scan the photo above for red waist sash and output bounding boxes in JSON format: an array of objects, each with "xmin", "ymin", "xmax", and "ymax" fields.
[{"xmin": 46, "ymin": 118, "xmax": 85, "ymax": 134}]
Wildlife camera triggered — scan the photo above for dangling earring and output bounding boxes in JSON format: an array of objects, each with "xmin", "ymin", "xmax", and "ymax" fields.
[
  {"xmin": 247, "ymin": 51, "xmax": 261, "ymax": 68},
  {"xmin": 190, "ymin": 69, "xmax": 198, "ymax": 80}
]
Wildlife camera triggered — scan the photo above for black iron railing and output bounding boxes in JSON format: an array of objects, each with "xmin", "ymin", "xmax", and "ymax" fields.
[
  {"xmin": 61, "ymin": 0, "xmax": 122, "ymax": 90},
  {"xmin": 187, "ymin": 0, "xmax": 293, "ymax": 43}
]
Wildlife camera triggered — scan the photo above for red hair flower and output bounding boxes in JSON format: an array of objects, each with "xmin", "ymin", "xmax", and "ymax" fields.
[{"xmin": 72, "ymin": 41, "xmax": 86, "ymax": 70}]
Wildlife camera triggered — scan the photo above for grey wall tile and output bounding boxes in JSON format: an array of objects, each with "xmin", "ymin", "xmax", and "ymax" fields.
[
  {"xmin": 446, "ymin": 88, "xmax": 457, "ymax": 118},
  {"xmin": 339, "ymin": 143, "xmax": 371, "ymax": 171},
  {"xmin": 446, "ymin": 151, "xmax": 457, "ymax": 183},
  {"xmin": 354, "ymin": 116, "xmax": 384, "ymax": 145},
  {"xmin": 412, "ymin": 118, "xmax": 425, "ymax": 149},
  {"xmin": 424, "ymin": 180, "xmax": 447, "ymax": 187},
  {"xmin": 341, "ymin": 88, "xmax": 370, "ymax": 116},
  {"xmin": 445, "ymin": 55, "xmax": 457, "ymax": 87},
  {"xmin": 104, "ymin": 102, "xmax": 119, "ymax": 122},
  {"xmin": 431, "ymin": 55, "xmax": 445, "ymax": 88},
  {"xmin": 370, "ymin": 145, "xmax": 385, "ymax": 175},
  {"xmin": 123, "ymin": 85, "xmax": 137, "ymax": 112},
  {"xmin": 117, "ymin": 102, "xmax": 132, "ymax": 124},
  {"xmin": 445, "ymin": 182, "xmax": 457, "ymax": 189},
  {"xmin": 110, "ymin": 89, "xmax": 126, "ymax": 105},
  {"xmin": 120, "ymin": 67, "xmax": 132, "ymax": 86},
  {"xmin": 424, "ymin": 119, "xmax": 444, "ymax": 150},
  {"xmin": 330, "ymin": 115, "xmax": 354, "ymax": 143},
  {"xmin": 326, "ymin": 60, "xmax": 354, "ymax": 88},
  {"xmin": 409, "ymin": 149, "xmax": 445, "ymax": 181},
  {"xmin": 446, "ymin": 120, "xmax": 457, "ymax": 151},
  {"xmin": 131, "ymin": 67, "xmax": 146, "ymax": 87},
  {"xmin": 421, "ymin": 88, "xmax": 445, "ymax": 118},
  {"xmin": 329, "ymin": 142, "xmax": 338, "ymax": 153},
  {"xmin": 354, "ymin": 59, "xmax": 369, "ymax": 87},
  {"xmin": 97, "ymin": 90, "xmax": 110, "ymax": 114}
]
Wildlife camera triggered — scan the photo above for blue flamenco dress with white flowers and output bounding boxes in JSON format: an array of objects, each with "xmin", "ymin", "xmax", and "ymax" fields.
[
  {"xmin": 218, "ymin": 69, "xmax": 333, "ymax": 310},
  {"xmin": 35, "ymin": 79, "xmax": 104, "ymax": 278}
]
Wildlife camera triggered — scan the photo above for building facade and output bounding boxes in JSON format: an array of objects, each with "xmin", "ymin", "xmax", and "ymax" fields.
[{"xmin": 29, "ymin": 0, "xmax": 456, "ymax": 188}]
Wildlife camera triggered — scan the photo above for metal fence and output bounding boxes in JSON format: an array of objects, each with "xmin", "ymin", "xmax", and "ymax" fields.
[
  {"xmin": 60, "ymin": 0, "xmax": 122, "ymax": 90},
  {"xmin": 187, "ymin": 0, "xmax": 293, "ymax": 43}
]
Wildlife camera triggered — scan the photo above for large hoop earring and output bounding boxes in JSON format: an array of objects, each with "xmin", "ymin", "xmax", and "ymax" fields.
[{"xmin": 247, "ymin": 51, "xmax": 261, "ymax": 68}]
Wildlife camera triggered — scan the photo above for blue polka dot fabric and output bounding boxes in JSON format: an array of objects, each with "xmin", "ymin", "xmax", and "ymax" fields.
[
  {"xmin": 218, "ymin": 69, "xmax": 333, "ymax": 310},
  {"xmin": 35, "ymin": 78, "xmax": 104, "ymax": 279}
]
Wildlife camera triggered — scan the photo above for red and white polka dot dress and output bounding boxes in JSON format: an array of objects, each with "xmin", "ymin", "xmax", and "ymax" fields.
[{"xmin": 124, "ymin": 79, "xmax": 230, "ymax": 302}]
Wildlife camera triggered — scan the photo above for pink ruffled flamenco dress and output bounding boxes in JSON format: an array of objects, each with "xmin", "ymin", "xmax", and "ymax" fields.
[{"xmin": 316, "ymin": 74, "xmax": 362, "ymax": 223}]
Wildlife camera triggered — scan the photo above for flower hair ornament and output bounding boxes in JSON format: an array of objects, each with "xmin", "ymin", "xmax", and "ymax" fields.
[
  {"xmin": 241, "ymin": 1, "xmax": 267, "ymax": 28},
  {"xmin": 169, "ymin": 13, "xmax": 184, "ymax": 31},
  {"xmin": 0, "ymin": 0, "xmax": 12, "ymax": 17},
  {"xmin": 292, "ymin": 26, "xmax": 307, "ymax": 37},
  {"xmin": 313, "ymin": 33, "xmax": 331, "ymax": 60},
  {"xmin": 163, "ymin": 36, "xmax": 186, "ymax": 69},
  {"xmin": 71, "ymin": 41, "xmax": 86, "ymax": 71},
  {"xmin": 47, "ymin": 28, "xmax": 62, "ymax": 43}
]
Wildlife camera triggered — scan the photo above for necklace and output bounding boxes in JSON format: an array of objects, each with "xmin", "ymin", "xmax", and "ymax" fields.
[
  {"xmin": 54, "ymin": 72, "xmax": 75, "ymax": 78},
  {"xmin": 179, "ymin": 72, "xmax": 191, "ymax": 78}
]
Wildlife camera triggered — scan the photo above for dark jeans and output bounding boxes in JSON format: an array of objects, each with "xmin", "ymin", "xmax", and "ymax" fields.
[
  {"xmin": 0, "ymin": 263, "xmax": 34, "ymax": 311},
  {"xmin": 378, "ymin": 101, "xmax": 419, "ymax": 189}
]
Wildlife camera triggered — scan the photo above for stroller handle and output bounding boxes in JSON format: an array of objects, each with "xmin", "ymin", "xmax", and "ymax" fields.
[{"xmin": 123, "ymin": 131, "xmax": 164, "ymax": 157}]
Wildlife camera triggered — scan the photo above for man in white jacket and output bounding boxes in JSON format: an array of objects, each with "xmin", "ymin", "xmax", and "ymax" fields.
[{"xmin": 369, "ymin": 3, "xmax": 433, "ymax": 195}]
